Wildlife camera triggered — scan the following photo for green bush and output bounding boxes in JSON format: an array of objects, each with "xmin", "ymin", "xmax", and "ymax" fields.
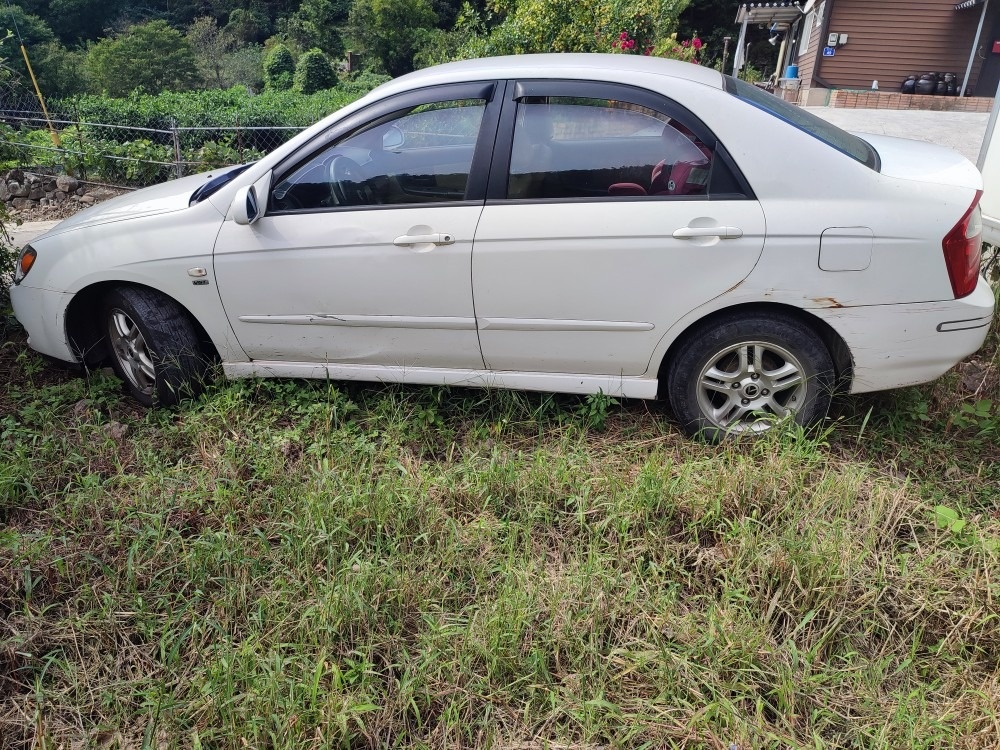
[
  {"xmin": 293, "ymin": 48, "xmax": 337, "ymax": 95},
  {"xmin": 86, "ymin": 20, "xmax": 200, "ymax": 97},
  {"xmin": 58, "ymin": 85, "xmax": 362, "ymax": 135},
  {"xmin": 0, "ymin": 202, "xmax": 15, "ymax": 324},
  {"xmin": 263, "ymin": 43, "xmax": 295, "ymax": 91},
  {"xmin": 3, "ymin": 76, "xmax": 389, "ymax": 187}
]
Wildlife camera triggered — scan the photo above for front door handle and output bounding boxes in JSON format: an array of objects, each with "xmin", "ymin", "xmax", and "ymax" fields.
[
  {"xmin": 393, "ymin": 232, "xmax": 456, "ymax": 247},
  {"xmin": 673, "ymin": 226, "xmax": 743, "ymax": 240}
]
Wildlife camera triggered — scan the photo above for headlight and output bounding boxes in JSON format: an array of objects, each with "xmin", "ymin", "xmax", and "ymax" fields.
[{"xmin": 13, "ymin": 244, "xmax": 36, "ymax": 285}]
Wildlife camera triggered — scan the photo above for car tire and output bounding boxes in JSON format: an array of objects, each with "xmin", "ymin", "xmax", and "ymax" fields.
[
  {"xmin": 102, "ymin": 286, "xmax": 209, "ymax": 407},
  {"xmin": 666, "ymin": 312, "xmax": 835, "ymax": 440}
]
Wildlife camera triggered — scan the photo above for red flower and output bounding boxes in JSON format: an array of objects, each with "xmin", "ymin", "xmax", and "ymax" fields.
[
  {"xmin": 692, "ymin": 37, "xmax": 703, "ymax": 50},
  {"xmin": 681, "ymin": 40, "xmax": 689, "ymax": 47}
]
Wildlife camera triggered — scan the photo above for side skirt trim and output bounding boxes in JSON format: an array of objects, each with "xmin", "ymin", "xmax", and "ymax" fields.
[{"xmin": 221, "ymin": 361, "xmax": 660, "ymax": 399}]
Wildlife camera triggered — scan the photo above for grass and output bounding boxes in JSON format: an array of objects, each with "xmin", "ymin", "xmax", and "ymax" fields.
[{"xmin": 1, "ymin": 306, "xmax": 999, "ymax": 749}]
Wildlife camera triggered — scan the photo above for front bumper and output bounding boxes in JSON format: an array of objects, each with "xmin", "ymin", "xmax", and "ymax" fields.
[
  {"xmin": 9, "ymin": 284, "xmax": 76, "ymax": 364},
  {"xmin": 821, "ymin": 276, "xmax": 996, "ymax": 394}
]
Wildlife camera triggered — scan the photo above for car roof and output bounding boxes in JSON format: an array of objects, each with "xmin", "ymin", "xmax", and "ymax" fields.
[{"xmin": 372, "ymin": 54, "xmax": 726, "ymax": 97}]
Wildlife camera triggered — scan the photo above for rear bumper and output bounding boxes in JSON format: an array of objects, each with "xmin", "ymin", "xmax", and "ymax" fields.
[
  {"xmin": 820, "ymin": 276, "xmax": 995, "ymax": 394},
  {"xmin": 9, "ymin": 284, "xmax": 76, "ymax": 364},
  {"xmin": 983, "ymin": 214, "xmax": 1000, "ymax": 247}
]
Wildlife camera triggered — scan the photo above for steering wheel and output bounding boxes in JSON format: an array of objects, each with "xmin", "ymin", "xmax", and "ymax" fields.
[{"xmin": 329, "ymin": 155, "xmax": 378, "ymax": 206}]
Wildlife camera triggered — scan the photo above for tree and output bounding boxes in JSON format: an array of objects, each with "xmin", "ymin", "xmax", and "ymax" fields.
[
  {"xmin": 461, "ymin": 0, "xmax": 689, "ymax": 57},
  {"xmin": 263, "ymin": 42, "xmax": 295, "ymax": 90},
  {"xmin": 29, "ymin": 41, "xmax": 90, "ymax": 98},
  {"xmin": 677, "ymin": 0, "xmax": 738, "ymax": 68},
  {"xmin": 0, "ymin": 2, "xmax": 55, "ymax": 80},
  {"xmin": 46, "ymin": 0, "xmax": 125, "ymax": 45},
  {"xmin": 224, "ymin": 8, "xmax": 270, "ymax": 44},
  {"xmin": 293, "ymin": 47, "xmax": 336, "ymax": 94},
  {"xmin": 276, "ymin": 0, "xmax": 348, "ymax": 57},
  {"xmin": 86, "ymin": 20, "xmax": 200, "ymax": 96},
  {"xmin": 348, "ymin": 0, "xmax": 437, "ymax": 77},
  {"xmin": 187, "ymin": 16, "xmax": 233, "ymax": 88},
  {"xmin": 222, "ymin": 44, "xmax": 265, "ymax": 90}
]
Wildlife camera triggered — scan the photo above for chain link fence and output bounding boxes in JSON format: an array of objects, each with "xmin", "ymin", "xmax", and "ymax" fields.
[{"xmin": 1, "ymin": 81, "xmax": 308, "ymax": 187}]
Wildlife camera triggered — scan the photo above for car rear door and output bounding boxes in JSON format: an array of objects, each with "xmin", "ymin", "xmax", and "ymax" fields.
[{"xmin": 472, "ymin": 79, "xmax": 766, "ymax": 376}]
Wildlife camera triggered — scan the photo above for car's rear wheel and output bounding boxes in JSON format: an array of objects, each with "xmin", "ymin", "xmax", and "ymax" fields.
[
  {"xmin": 666, "ymin": 312, "xmax": 835, "ymax": 439},
  {"xmin": 103, "ymin": 286, "xmax": 209, "ymax": 406}
]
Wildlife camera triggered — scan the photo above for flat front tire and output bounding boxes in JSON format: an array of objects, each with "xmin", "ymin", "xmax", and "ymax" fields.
[
  {"xmin": 666, "ymin": 312, "xmax": 835, "ymax": 439},
  {"xmin": 103, "ymin": 286, "xmax": 209, "ymax": 406}
]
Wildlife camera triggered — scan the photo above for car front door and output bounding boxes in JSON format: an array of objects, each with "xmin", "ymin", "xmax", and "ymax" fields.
[
  {"xmin": 214, "ymin": 82, "xmax": 499, "ymax": 370},
  {"xmin": 472, "ymin": 80, "xmax": 766, "ymax": 377}
]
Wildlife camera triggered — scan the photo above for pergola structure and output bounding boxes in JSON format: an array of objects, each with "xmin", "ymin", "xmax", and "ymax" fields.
[
  {"xmin": 957, "ymin": 0, "xmax": 991, "ymax": 97},
  {"xmin": 731, "ymin": 1, "xmax": 808, "ymax": 78}
]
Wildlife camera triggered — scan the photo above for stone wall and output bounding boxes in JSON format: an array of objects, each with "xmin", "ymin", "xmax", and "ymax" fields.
[
  {"xmin": 826, "ymin": 91, "xmax": 994, "ymax": 112},
  {"xmin": 0, "ymin": 170, "xmax": 113, "ymax": 211}
]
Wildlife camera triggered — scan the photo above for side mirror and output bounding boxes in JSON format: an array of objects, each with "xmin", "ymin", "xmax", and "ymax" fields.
[
  {"xmin": 382, "ymin": 125, "xmax": 404, "ymax": 151},
  {"xmin": 232, "ymin": 185, "xmax": 260, "ymax": 226}
]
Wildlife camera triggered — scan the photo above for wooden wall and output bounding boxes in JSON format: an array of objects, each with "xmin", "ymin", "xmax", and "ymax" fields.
[{"xmin": 803, "ymin": 0, "xmax": 989, "ymax": 92}]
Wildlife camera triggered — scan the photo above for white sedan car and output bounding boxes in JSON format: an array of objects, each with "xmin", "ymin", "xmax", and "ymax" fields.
[{"xmin": 10, "ymin": 55, "xmax": 994, "ymax": 437}]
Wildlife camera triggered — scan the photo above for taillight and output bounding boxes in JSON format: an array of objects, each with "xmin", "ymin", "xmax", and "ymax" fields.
[{"xmin": 942, "ymin": 191, "xmax": 983, "ymax": 298}]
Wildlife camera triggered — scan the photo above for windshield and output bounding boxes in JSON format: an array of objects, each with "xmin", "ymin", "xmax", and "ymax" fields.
[
  {"xmin": 189, "ymin": 163, "xmax": 254, "ymax": 205},
  {"xmin": 724, "ymin": 77, "xmax": 879, "ymax": 171}
]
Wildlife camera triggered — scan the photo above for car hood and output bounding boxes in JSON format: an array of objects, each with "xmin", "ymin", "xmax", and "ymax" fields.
[
  {"xmin": 858, "ymin": 133, "xmax": 983, "ymax": 191},
  {"xmin": 39, "ymin": 171, "xmax": 225, "ymax": 238}
]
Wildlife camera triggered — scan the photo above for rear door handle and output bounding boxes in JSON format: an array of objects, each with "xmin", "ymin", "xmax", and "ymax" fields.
[
  {"xmin": 673, "ymin": 226, "xmax": 743, "ymax": 240},
  {"xmin": 393, "ymin": 232, "xmax": 456, "ymax": 246}
]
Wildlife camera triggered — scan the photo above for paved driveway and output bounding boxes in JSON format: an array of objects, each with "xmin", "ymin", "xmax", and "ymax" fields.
[
  {"xmin": 806, "ymin": 107, "xmax": 990, "ymax": 164},
  {"xmin": 8, "ymin": 220, "xmax": 60, "ymax": 249}
]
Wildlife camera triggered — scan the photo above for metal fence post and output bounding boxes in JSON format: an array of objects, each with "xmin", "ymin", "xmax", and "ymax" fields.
[
  {"xmin": 170, "ymin": 118, "xmax": 183, "ymax": 179},
  {"xmin": 74, "ymin": 99, "xmax": 87, "ymax": 182}
]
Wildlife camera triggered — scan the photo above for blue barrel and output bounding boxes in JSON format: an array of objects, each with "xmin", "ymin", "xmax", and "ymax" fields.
[{"xmin": 785, "ymin": 64, "xmax": 799, "ymax": 78}]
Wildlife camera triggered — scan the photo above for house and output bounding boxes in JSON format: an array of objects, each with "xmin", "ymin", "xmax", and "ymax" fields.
[{"xmin": 733, "ymin": 0, "xmax": 998, "ymax": 108}]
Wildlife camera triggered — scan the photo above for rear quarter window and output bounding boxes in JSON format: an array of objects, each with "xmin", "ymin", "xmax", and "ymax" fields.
[{"xmin": 725, "ymin": 77, "xmax": 879, "ymax": 171}]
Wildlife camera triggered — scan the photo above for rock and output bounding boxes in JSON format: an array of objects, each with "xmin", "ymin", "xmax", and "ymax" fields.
[
  {"xmin": 54, "ymin": 190, "xmax": 67, "ymax": 202},
  {"xmin": 6, "ymin": 169, "xmax": 24, "ymax": 183},
  {"xmin": 107, "ymin": 422, "xmax": 128, "ymax": 442},
  {"xmin": 0, "ymin": 183, "xmax": 9, "ymax": 202},
  {"xmin": 42, "ymin": 179, "xmax": 56, "ymax": 192},
  {"xmin": 79, "ymin": 194, "xmax": 96, "ymax": 205},
  {"xmin": 39, "ymin": 198, "xmax": 48, "ymax": 206},
  {"xmin": 11, "ymin": 197, "xmax": 32, "ymax": 209},
  {"xmin": 56, "ymin": 175, "xmax": 79, "ymax": 193},
  {"xmin": 90, "ymin": 188, "xmax": 118, "ymax": 201},
  {"xmin": 12, "ymin": 183, "xmax": 29, "ymax": 198},
  {"xmin": 44, "ymin": 191, "xmax": 54, "ymax": 200},
  {"xmin": 75, "ymin": 187, "xmax": 86, "ymax": 196},
  {"xmin": 27, "ymin": 187, "xmax": 45, "ymax": 201}
]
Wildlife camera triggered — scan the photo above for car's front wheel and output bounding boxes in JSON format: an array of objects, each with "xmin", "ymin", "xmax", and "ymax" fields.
[
  {"xmin": 103, "ymin": 286, "xmax": 209, "ymax": 406},
  {"xmin": 666, "ymin": 312, "xmax": 835, "ymax": 439}
]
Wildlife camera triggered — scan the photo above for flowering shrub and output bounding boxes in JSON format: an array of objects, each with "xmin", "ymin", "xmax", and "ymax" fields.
[
  {"xmin": 655, "ymin": 32, "xmax": 704, "ymax": 63},
  {"xmin": 605, "ymin": 28, "xmax": 704, "ymax": 63}
]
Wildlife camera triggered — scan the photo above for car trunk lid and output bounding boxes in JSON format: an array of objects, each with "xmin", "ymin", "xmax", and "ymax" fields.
[{"xmin": 858, "ymin": 133, "xmax": 983, "ymax": 190}]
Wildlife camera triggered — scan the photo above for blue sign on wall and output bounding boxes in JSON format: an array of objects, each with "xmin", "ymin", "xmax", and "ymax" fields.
[{"xmin": 822, "ymin": 46, "xmax": 836, "ymax": 57}]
